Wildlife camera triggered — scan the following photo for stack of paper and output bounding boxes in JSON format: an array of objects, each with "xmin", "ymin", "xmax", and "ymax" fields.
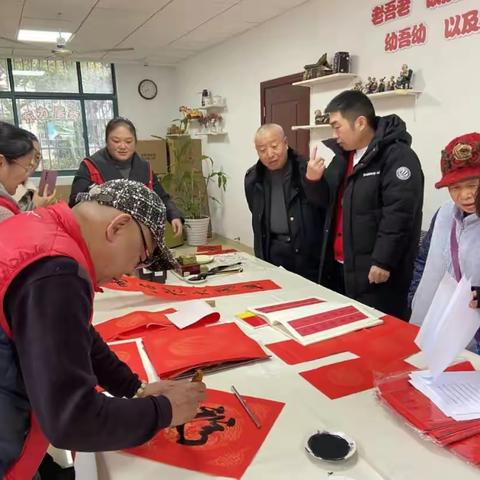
[
  {"xmin": 409, "ymin": 370, "xmax": 480, "ymax": 421},
  {"xmin": 415, "ymin": 274, "xmax": 480, "ymax": 379},
  {"xmin": 248, "ymin": 298, "xmax": 382, "ymax": 345}
]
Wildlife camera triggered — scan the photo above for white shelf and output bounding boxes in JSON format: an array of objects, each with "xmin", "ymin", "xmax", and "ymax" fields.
[
  {"xmin": 193, "ymin": 131, "xmax": 228, "ymax": 136},
  {"xmin": 195, "ymin": 104, "xmax": 226, "ymax": 110},
  {"xmin": 368, "ymin": 89, "xmax": 421, "ymax": 99},
  {"xmin": 292, "ymin": 124, "xmax": 331, "ymax": 131},
  {"xmin": 292, "ymin": 73, "xmax": 358, "ymax": 88}
]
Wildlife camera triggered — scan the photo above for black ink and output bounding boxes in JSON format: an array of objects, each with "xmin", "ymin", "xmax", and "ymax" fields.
[
  {"xmin": 177, "ymin": 405, "xmax": 236, "ymax": 446},
  {"xmin": 307, "ymin": 433, "xmax": 351, "ymax": 460}
]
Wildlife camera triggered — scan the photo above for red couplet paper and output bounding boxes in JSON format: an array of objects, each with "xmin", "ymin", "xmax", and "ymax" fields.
[
  {"xmin": 196, "ymin": 245, "xmax": 238, "ymax": 254},
  {"xmin": 143, "ymin": 322, "xmax": 269, "ymax": 379},
  {"xmin": 377, "ymin": 361, "xmax": 480, "ymax": 449},
  {"xmin": 267, "ymin": 315, "xmax": 419, "ymax": 366},
  {"xmin": 124, "ymin": 388, "xmax": 285, "ymax": 478},
  {"xmin": 108, "ymin": 341, "xmax": 148, "ymax": 382},
  {"xmin": 254, "ymin": 297, "xmax": 324, "ymax": 314},
  {"xmin": 104, "ymin": 275, "xmax": 280, "ymax": 300},
  {"xmin": 240, "ymin": 315, "xmax": 269, "ymax": 328},
  {"xmin": 300, "ymin": 357, "xmax": 415, "ymax": 399},
  {"xmin": 95, "ymin": 309, "xmax": 176, "ymax": 342}
]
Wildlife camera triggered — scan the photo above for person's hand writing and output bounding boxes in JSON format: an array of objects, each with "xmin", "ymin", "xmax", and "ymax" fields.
[{"xmin": 163, "ymin": 380, "xmax": 206, "ymax": 426}]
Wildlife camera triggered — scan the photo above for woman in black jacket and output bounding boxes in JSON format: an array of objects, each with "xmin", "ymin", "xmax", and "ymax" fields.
[{"xmin": 69, "ymin": 117, "xmax": 183, "ymax": 236}]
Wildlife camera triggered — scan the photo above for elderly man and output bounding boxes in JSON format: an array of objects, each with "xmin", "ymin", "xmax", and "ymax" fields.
[
  {"xmin": 0, "ymin": 179, "xmax": 205, "ymax": 479},
  {"xmin": 245, "ymin": 124, "xmax": 324, "ymax": 282}
]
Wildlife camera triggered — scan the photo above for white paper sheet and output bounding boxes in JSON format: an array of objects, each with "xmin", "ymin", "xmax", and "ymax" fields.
[
  {"xmin": 166, "ymin": 300, "xmax": 220, "ymax": 329},
  {"xmin": 415, "ymin": 276, "xmax": 480, "ymax": 380}
]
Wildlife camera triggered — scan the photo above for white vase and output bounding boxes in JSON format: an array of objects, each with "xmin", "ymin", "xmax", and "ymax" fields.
[{"xmin": 184, "ymin": 217, "xmax": 210, "ymax": 246}]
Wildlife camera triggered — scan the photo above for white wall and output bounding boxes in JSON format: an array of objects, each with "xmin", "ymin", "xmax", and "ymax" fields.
[
  {"xmin": 115, "ymin": 64, "xmax": 177, "ymax": 141},
  {"xmin": 171, "ymin": 0, "xmax": 480, "ymax": 246}
]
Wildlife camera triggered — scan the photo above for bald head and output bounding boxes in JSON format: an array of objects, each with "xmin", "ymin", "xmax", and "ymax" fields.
[
  {"xmin": 72, "ymin": 201, "xmax": 153, "ymax": 285},
  {"xmin": 254, "ymin": 123, "xmax": 289, "ymax": 171}
]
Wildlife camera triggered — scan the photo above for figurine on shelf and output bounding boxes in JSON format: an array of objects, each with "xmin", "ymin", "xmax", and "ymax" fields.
[
  {"xmin": 395, "ymin": 64, "xmax": 413, "ymax": 90},
  {"xmin": 314, "ymin": 109, "xmax": 330, "ymax": 125},
  {"xmin": 378, "ymin": 77, "xmax": 386, "ymax": 93},
  {"xmin": 352, "ymin": 80, "xmax": 363, "ymax": 92},
  {"xmin": 303, "ymin": 53, "xmax": 333, "ymax": 80},
  {"xmin": 369, "ymin": 77, "xmax": 379, "ymax": 94},
  {"xmin": 386, "ymin": 75, "xmax": 396, "ymax": 91},
  {"xmin": 363, "ymin": 77, "xmax": 373, "ymax": 95}
]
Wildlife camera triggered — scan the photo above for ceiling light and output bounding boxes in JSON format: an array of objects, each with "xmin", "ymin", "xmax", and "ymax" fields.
[
  {"xmin": 17, "ymin": 29, "xmax": 72, "ymax": 43},
  {"xmin": 12, "ymin": 70, "xmax": 45, "ymax": 77}
]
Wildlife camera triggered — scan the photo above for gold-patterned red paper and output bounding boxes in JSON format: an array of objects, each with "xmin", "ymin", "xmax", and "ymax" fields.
[{"xmin": 124, "ymin": 388, "xmax": 285, "ymax": 478}]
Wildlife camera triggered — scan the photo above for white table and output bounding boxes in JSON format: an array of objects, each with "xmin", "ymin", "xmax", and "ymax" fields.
[{"xmin": 92, "ymin": 252, "xmax": 480, "ymax": 480}]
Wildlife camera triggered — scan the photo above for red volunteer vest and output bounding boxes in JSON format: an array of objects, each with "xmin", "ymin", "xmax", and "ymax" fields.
[
  {"xmin": 0, "ymin": 202, "xmax": 98, "ymax": 480},
  {"xmin": 0, "ymin": 196, "xmax": 21, "ymax": 215},
  {"xmin": 83, "ymin": 158, "xmax": 154, "ymax": 190}
]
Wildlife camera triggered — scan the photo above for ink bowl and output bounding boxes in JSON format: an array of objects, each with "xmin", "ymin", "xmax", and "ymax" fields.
[{"xmin": 305, "ymin": 430, "xmax": 357, "ymax": 463}]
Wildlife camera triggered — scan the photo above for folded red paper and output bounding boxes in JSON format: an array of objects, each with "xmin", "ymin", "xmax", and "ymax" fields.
[
  {"xmin": 104, "ymin": 275, "xmax": 280, "ymax": 300},
  {"xmin": 124, "ymin": 388, "xmax": 285, "ymax": 478},
  {"xmin": 95, "ymin": 309, "xmax": 176, "ymax": 342},
  {"xmin": 143, "ymin": 322, "xmax": 270, "ymax": 379},
  {"xmin": 300, "ymin": 357, "xmax": 415, "ymax": 399}
]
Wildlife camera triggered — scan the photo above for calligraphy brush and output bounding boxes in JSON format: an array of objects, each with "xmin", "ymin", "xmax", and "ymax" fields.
[{"xmin": 176, "ymin": 369, "xmax": 204, "ymax": 443}]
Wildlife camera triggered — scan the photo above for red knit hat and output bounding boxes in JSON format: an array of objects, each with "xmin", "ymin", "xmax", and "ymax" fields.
[{"xmin": 436, "ymin": 132, "xmax": 480, "ymax": 188}]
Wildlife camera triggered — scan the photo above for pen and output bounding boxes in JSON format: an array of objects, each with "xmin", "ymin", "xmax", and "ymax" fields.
[{"xmin": 231, "ymin": 385, "xmax": 262, "ymax": 429}]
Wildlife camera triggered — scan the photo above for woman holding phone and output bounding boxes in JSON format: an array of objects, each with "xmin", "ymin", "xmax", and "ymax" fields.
[
  {"xmin": 13, "ymin": 131, "xmax": 57, "ymax": 211},
  {"xmin": 69, "ymin": 117, "xmax": 183, "ymax": 236},
  {"xmin": 0, "ymin": 121, "xmax": 37, "ymax": 221}
]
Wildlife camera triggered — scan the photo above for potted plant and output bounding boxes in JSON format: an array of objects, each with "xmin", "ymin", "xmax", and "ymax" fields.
[{"xmin": 160, "ymin": 136, "xmax": 227, "ymax": 246}]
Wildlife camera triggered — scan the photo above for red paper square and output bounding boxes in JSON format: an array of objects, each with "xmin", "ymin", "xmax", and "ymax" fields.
[
  {"xmin": 143, "ymin": 323, "xmax": 269, "ymax": 379},
  {"xmin": 301, "ymin": 358, "xmax": 414, "ymax": 399},
  {"xmin": 124, "ymin": 389, "xmax": 285, "ymax": 478},
  {"xmin": 240, "ymin": 315, "xmax": 269, "ymax": 328}
]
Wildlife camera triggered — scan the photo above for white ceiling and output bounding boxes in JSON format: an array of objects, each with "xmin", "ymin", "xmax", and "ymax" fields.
[{"xmin": 0, "ymin": 0, "xmax": 309, "ymax": 65}]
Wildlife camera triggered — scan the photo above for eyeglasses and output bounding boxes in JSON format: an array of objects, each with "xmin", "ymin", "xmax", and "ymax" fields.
[
  {"xmin": 12, "ymin": 159, "xmax": 37, "ymax": 173},
  {"xmin": 132, "ymin": 217, "xmax": 158, "ymax": 269}
]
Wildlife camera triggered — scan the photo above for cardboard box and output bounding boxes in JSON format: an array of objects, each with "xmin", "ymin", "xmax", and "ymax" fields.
[{"xmin": 136, "ymin": 139, "xmax": 168, "ymax": 174}]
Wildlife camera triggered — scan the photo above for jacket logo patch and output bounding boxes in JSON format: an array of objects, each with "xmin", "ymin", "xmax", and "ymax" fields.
[
  {"xmin": 363, "ymin": 171, "xmax": 380, "ymax": 177},
  {"xmin": 396, "ymin": 166, "xmax": 411, "ymax": 180}
]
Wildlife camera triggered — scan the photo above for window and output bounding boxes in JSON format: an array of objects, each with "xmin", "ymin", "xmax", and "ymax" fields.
[{"xmin": 0, "ymin": 58, "xmax": 118, "ymax": 174}]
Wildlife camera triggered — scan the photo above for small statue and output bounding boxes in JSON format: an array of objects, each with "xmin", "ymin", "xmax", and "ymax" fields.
[
  {"xmin": 395, "ymin": 64, "xmax": 413, "ymax": 89},
  {"xmin": 363, "ymin": 76, "xmax": 373, "ymax": 95},
  {"xmin": 378, "ymin": 77, "xmax": 386, "ymax": 93},
  {"xmin": 387, "ymin": 75, "xmax": 396, "ymax": 91},
  {"xmin": 369, "ymin": 77, "xmax": 378, "ymax": 94},
  {"xmin": 314, "ymin": 109, "xmax": 329, "ymax": 125},
  {"xmin": 352, "ymin": 80, "xmax": 363, "ymax": 92}
]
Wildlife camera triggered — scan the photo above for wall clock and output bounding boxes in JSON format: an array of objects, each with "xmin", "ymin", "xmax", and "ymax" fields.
[{"xmin": 138, "ymin": 79, "xmax": 158, "ymax": 100}]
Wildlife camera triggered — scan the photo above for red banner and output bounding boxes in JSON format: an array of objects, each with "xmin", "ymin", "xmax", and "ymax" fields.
[{"xmin": 104, "ymin": 275, "xmax": 280, "ymax": 300}]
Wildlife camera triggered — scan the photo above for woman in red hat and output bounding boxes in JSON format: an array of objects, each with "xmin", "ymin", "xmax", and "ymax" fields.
[{"xmin": 410, "ymin": 133, "xmax": 480, "ymax": 351}]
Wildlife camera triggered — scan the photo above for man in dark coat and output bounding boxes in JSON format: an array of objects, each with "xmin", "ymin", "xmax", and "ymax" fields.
[
  {"xmin": 244, "ymin": 124, "xmax": 324, "ymax": 282},
  {"xmin": 304, "ymin": 90, "xmax": 424, "ymax": 319}
]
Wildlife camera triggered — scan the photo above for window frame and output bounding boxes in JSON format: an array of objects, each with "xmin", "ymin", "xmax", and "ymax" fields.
[{"xmin": 0, "ymin": 58, "xmax": 119, "ymax": 176}]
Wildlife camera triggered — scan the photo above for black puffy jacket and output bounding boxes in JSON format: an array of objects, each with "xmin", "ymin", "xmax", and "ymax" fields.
[
  {"xmin": 245, "ymin": 148, "xmax": 325, "ymax": 282},
  {"xmin": 305, "ymin": 115, "xmax": 424, "ymax": 319}
]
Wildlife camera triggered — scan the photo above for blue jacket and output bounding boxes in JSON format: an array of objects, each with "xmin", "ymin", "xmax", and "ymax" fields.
[{"xmin": 408, "ymin": 211, "xmax": 438, "ymax": 308}]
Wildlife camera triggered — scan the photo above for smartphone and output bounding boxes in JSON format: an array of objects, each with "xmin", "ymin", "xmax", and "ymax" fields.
[{"xmin": 38, "ymin": 170, "xmax": 58, "ymax": 196}]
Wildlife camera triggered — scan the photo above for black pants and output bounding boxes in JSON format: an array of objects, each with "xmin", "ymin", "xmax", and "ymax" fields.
[
  {"xmin": 38, "ymin": 454, "xmax": 75, "ymax": 480},
  {"xmin": 323, "ymin": 261, "xmax": 345, "ymax": 295}
]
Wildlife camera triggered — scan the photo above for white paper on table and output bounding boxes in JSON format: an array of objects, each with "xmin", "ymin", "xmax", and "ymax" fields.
[
  {"xmin": 166, "ymin": 300, "xmax": 220, "ymax": 329},
  {"xmin": 416, "ymin": 272, "xmax": 457, "ymax": 350},
  {"xmin": 409, "ymin": 370, "xmax": 480, "ymax": 420},
  {"xmin": 416, "ymin": 276, "xmax": 480, "ymax": 380}
]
